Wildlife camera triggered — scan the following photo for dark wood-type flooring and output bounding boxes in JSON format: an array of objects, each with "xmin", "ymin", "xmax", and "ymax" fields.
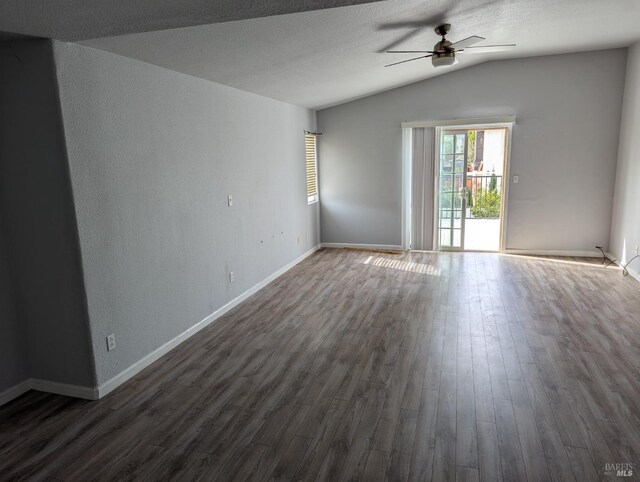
[{"xmin": 2, "ymin": 249, "xmax": 640, "ymax": 481}]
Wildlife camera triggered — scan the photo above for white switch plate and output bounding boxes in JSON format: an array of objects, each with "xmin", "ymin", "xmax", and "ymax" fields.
[
  {"xmin": 227, "ymin": 194, "xmax": 233, "ymax": 207},
  {"xmin": 513, "ymin": 176, "xmax": 519, "ymax": 184},
  {"xmin": 106, "ymin": 334, "xmax": 116, "ymax": 351},
  {"xmin": 229, "ymin": 271, "xmax": 235, "ymax": 283}
]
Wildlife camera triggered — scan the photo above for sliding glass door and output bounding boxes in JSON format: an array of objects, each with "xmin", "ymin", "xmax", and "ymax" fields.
[{"xmin": 437, "ymin": 130, "xmax": 468, "ymax": 250}]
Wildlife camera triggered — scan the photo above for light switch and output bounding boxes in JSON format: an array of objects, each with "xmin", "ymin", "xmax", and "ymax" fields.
[
  {"xmin": 227, "ymin": 194, "xmax": 233, "ymax": 207},
  {"xmin": 513, "ymin": 176, "xmax": 519, "ymax": 184},
  {"xmin": 106, "ymin": 334, "xmax": 116, "ymax": 351}
]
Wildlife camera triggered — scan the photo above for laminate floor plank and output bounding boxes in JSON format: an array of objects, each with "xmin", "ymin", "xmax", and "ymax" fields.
[
  {"xmin": 401, "ymin": 329, "xmax": 431, "ymax": 411},
  {"xmin": 507, "ymin": 378, "xmax": 552, "ymax": 481},
  {"xmin": 473, "ymin": 362, "xmax": 495, "ymax": 424},
  {"xmin": 476, "ymin": 420, "xmax": 502, "ymax": 482},
  {"xmin": 456, "ymin": 465, "xmax": 480, "ymax": 482},
  {"xmin": 564, "ymin": 387, "xmax": 617, "ymax": 478},
  {"xmin": 433, "ymin": 370, "xmax": 457, "ymax": 482},
  {"xmin": 456, "ymin": 356, "xmax": 478, "ymax": 469},
  {"xmin": 268, "ymin": 435, "xmax": 313, "ymax": 481},
  {"xmin": 424, "ymin": 321, "xmax": 446, "ymax": 391},
  {"xmin": 372, "ymin": 347, "xmax": 414, "ymax": 453},
  {"xmin": 313, "ymin": 381, "xmax": 374, "ymax": 481},
  {"xmin": 336, "ymin": 382, "xmax": 387, "ymax": 481},
  {"xmin": 564, "ymin": 446, "xmax": 599, "ymax": 482},
  {"xmin": 409, "ymin": 388, "xmax": 440, "ymax": 481},
  {"xmin": 494, "ymin": 397, "xmax": 528, "ymax": 482},
  {"xmin": 362, "ymin": 449, "xmax": 391, "ymax": 482},
  {"xmin": 386, "ymin": 408, "xmax": 418, "ymax": 482},
  {"xmin": 1, "ymin": 249, "xmax": 638, "ymax": 481},
  {"xmin": 520, "ymin": 364, "xmax": 577, "ymax": 482},
  {"xmin": 484, "ymin": 334, "xmax": 511, "ymax": 401}
]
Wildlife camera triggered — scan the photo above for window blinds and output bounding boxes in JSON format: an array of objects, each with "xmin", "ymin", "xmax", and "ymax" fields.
[{"xmin": 305, "ymin": 134, "xmax": 318, "ymax": 203}]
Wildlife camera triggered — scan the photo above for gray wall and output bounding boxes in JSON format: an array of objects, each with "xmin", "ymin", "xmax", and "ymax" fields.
[
  {"xmin": 0, "ymin": 42, "xmax": 29, "ymax": 395},
  {"xmin": 0, "ymin": 224, "xmax": 27, "ymax": 392},
  {"xmin": 610, "ymin": 42, "xmax": 640, "ymax": 278},
  {"xmin": 0, "ymin": 39, "xmax": 95, "ymax": 389},
  {"xmin": 318, "ymin": 50, "xmax": 626, "ymax": 251},
  {"xmin": 53, "ymin": 42, "xmax": 319, "ymax": 385}
]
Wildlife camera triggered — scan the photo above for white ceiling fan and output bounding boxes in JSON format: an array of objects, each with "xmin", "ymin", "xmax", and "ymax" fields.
[{"xmin": 385, "ymin": 23, "xmax": 515, "ymax": 68}]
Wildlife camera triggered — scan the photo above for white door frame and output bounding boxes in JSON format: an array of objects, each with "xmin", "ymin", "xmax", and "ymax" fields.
[
  {"xmin": 433, "ymin": 122, "xmax": 514, "ymax": 253},
  {"xmin": 401, "ymin": 117, "xmax": 515, "ymax": 253}
]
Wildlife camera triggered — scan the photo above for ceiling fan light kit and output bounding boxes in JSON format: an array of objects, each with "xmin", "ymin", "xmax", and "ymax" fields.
[
  {"xmin": 432, "ymin": 51, "xmax": 456, "ymax": 67},
  {"xmin": 385, "ymin": 23, "xmax": 516, "ymax": 69}
]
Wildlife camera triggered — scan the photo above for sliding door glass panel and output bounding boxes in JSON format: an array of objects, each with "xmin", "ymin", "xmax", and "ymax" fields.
[{"xmin": 438, "ymin": 131, "xmax": 467, "ymax": 250}]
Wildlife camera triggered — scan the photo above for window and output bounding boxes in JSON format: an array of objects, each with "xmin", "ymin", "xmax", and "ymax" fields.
[{"xmin": 305, "ymin": 133, "xmax": 318, "ymax": 204}]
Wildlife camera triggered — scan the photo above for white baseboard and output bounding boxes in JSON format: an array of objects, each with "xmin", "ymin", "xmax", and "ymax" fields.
[
  {"xmin": 626, "ymin": 264, "xmax": 640, "ymax": 282},
  {"xmin": 503, "ymin": 249, "xmax": 603, "ymax": 257},
  {"xmin": 31, "ymin": 379, "xmax": 98, "ymax": 400},
  {"xmin": 321, "ymin": 243, "xmax": 404, "ymax": 251},
  {"xmin": 613, "ymin": 257, "xmax": 640, "ymax": 282},
  {"xmin": 0, "ymin": 379, "xmax": 32, "ymax": 407},
  {"xmin": 96, "ymin": 245, "xmax": 321, "ymax": 399},
  {"xmin": 0, "ymin": 378, "xmax": 98, "ymax": 407},
  {"xmin": 603, "ymin": 250, "xmax": 640, "ymax": 281},
  {"xmin": 0, "ymin": 246, "xmax": 322, "ymax": 406}
]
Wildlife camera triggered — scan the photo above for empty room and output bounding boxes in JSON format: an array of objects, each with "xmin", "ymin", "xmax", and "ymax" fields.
[{"xmin": 2, "ymin": 0, "xmax": 640, "ymax": 480}]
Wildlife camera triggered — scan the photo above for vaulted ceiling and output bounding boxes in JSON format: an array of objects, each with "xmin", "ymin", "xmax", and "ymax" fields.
[
  {"xmin": 2, "ymin": 0, "xmax": 640, "ymax": 109},
  {"xmin": 0, "ymin": 0, "xmax": 386, "ymax": 40}
]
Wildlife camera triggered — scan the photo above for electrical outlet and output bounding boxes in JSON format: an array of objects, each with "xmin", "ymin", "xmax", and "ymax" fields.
[
  {"xmin": 227, "ymin": 194, "xmax": 233, "ymax": 207},
  {"xmin": 106, "ymin": 334, "xmax": 116, "ymax": 352},
  {"xmin": 229, "ymin": 271, "xmax": 235, "ymax": 283}
]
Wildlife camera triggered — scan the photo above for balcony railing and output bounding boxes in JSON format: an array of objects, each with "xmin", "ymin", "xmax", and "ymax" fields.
[{"xmin": 466, "ymin": 173, "xmax": 502, "ymax": 219}]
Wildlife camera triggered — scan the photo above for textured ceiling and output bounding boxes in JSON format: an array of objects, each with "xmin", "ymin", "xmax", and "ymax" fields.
[
  {"xmin": 0, "ymin": 0, "xmax": 386, "ymax": 41},
  {"xmin": 4, "ymin": 0, "xmax": 640, "ymax": 109},
  {"xmin": 80, "ymin": 0, "xmax": 640, "ymax": 109}
]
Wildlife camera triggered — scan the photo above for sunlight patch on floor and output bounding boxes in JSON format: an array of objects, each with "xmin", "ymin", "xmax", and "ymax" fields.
[{"xmin": 363, "ymin": 255, "xmax": 440, "ymax": 275}]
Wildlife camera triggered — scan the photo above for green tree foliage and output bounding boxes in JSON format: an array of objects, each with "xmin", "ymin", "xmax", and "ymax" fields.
[
  {"xmin": 467, "ymin": 131, "xmax": 476, "ymax": 169},
  {"xmin": 442, "ymin": 135, "xmax": 454, "ymax": 154},
  {"xmin": 471, "ymin": 189, "xmax": 501, "ymax": 218},
  {"xmin": 489, "ymin": 173, "xmax": 497, "ymax": 192}
]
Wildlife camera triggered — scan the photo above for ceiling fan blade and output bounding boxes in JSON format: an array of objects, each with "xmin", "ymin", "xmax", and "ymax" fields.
[
  {"xmin": 387, "ymin": 50, "xmax": 435, "ymax": 54},
  {"xmin": 450, "ymin": 35, "xmax": 485, "ymax": 50},
  {"xmin": 461, "ymin": 44, "xmax": 516, "ymax": 54},
  {"xmin": 385, "ymin": 55, "xmax": 433, "ymax": 68}
]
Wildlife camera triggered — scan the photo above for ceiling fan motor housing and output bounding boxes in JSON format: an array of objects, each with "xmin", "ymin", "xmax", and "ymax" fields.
[{"xmin": 432, "ymin": 40, "xmax": 456, "ymax": 67}]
